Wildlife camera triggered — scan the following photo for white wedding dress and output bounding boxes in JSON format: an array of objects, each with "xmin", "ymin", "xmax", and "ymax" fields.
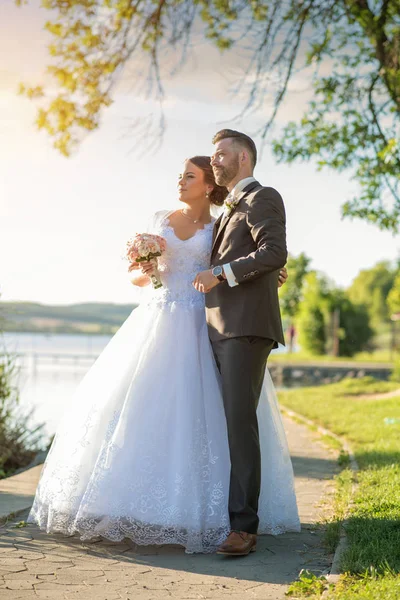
[{"xmin": 28, "ymin": 210, "xmax": 300, "ymax": 553}]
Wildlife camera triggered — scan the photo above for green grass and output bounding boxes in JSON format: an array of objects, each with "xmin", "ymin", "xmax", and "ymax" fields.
[
  {"xmin": 324, "ymin": 572, "xmax": 400, "ymax": 600},
  {"xmin": 286, "ymin": 570, "xmax": 329, "ymax": 597},
  {"xmin": 324, "ymin": 469, "xmax": 353, "ymax": 554},
  {"xmin": 329, "ymin": 375, "xmax": 399, "ymax": 396},
  {"xmin": 270, "ymin": 349, "xmax": 396, "ymax": 365},
  {"xmin": 279, "ymin": 377, "xmax": 400, "ymax": 598}
]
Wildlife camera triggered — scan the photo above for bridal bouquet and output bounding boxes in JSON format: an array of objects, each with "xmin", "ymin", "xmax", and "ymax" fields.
[{"xmin": 126, "ymin": 233, "xmax": 167, "ymax": 289}]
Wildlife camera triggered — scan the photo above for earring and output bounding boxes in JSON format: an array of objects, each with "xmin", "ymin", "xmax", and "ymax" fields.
[{"xmin": 206, "ymin": 191, "xmax": 209, "ymax": 198}]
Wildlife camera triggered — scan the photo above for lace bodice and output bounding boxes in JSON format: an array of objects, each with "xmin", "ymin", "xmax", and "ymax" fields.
[{"xmin": 142, "ymin": 211, "xmax": 214, "ymax": 308}]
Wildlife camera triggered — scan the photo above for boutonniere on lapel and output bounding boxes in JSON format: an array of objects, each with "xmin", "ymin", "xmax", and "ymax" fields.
[{"xmin": 223, "ymin": 195, "xmax": 240, "ymax": 216}]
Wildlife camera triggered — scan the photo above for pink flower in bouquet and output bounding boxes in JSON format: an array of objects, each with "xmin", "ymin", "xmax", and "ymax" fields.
[
  {"xmin": 126, "ymin": 234, "xmax": 166, "ymax": 262},
  {"xmin": 126, "ymin": 233, "xmax": 167, "ymax": 289}
]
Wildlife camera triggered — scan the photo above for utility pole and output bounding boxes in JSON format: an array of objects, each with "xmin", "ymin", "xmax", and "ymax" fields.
[
  {"xmin": 332, "ymin": 308, "xmax": 340, "ymax": 357},
  {"xmin": 390, "ymin": 313, "xmax": 400, "ymax": 361}
]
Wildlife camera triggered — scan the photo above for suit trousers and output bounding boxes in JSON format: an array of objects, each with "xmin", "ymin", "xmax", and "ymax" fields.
[{"xmin": 212, "ymin": 336, "xmax": 275, "ymax": 534}]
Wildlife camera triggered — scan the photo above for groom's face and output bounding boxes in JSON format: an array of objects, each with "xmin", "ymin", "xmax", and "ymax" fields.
[{"xmin": 211, "ymin": 139, "xmax": 240, "ymax": 187}]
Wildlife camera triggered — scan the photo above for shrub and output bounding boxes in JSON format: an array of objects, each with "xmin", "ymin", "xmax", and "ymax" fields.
[
  {"xmin": 0, "ymin": 351, "xmax": 45, "ymax": 478},
  {"xmin": 297, "ymin": 272, "xmax": 328, "ymax": 355},
  {"xmin": 337, "ymin": 296, "xmax": 373, "ymax": 357}
]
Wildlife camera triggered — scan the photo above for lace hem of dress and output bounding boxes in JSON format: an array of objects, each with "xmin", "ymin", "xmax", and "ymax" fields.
[{"xmin": 28, "ymin": 507, "xmax": 230, "ymax": 554}]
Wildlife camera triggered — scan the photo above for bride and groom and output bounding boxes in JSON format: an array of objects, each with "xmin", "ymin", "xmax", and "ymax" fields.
[{"xmin": 28, "ymin": 129, "xmax": 300, "ymax": 555}]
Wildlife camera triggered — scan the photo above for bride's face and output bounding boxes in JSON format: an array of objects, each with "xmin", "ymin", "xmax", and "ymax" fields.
[{"xmin": 178, "ymin": 161, "xmax": 211, "ymax": 204}]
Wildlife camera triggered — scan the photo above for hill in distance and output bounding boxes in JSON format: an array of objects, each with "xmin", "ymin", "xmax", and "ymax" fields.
[{"xmin": 0, "ymin": 301, "xmax": 138, "ymax": 335}]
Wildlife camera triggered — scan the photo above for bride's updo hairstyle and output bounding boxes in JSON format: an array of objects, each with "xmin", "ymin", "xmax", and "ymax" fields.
[{"xmin": 189, "ymin": 156, "xmax": 228, "ymax": 206}]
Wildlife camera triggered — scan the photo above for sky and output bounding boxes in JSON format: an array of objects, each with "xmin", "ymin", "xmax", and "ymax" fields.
[{"xmin": 0, "ymin": 1, "xmax": 399, "ymax": 306}]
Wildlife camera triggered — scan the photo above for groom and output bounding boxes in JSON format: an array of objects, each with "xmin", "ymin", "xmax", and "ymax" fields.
[{"xmin": 193, "ymin": 129, "xmax": 287, "ymax": 556}]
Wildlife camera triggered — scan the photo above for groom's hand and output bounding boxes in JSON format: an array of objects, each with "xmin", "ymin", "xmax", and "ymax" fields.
[
  {"xmin": 278, "ymin": 267, "xmax": 288, "ymax": 288},
  {"xmin": 193, "ymin": 270, "xmax": 220, "ymax": 294}
]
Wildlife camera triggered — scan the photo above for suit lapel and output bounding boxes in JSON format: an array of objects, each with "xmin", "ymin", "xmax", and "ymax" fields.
[
  {"xmin": 212, "ymin": 213, "xmax": 223, "ymax": 246},
  {"xmin": 211, "ymin": 180, "xmax": 260, "ymax": 255}
]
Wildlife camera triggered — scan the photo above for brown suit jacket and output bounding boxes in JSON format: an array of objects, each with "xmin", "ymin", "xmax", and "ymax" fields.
[{"xmin": 206, "ymin": 180, "xmax": 287, "ymax": 346}]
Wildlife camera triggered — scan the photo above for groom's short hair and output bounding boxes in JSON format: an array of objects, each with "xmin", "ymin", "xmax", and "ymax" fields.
[{"xmin": 212, "ymin": 129, "xmax": 257, "ymax": 168}]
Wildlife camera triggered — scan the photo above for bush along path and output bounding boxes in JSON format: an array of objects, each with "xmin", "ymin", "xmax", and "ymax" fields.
[
  {"xmin": 0, "ymin": 350, "xmax": 46, "ymax": 479},
  {"xmin": 280, "ymin": 377, "xmax": 400, "ymax": 600}
]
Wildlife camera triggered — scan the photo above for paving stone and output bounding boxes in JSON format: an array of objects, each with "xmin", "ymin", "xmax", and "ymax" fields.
[
  {"xmin": 0, "ymin": 558, "xmax": 30, "ymax": 566},
  {"xmin": 0, "ymin": 591, "xmax": 39, "ymax": 600},
  {"xmin": 102, "ymin": 572, "xmax": 145, "ymax": 585},
  {"xmin": 37, "ymin": 554, "xmax": 78, "ymax": 563},
  {"xmin": 2, "ymin": 571, "xmax": 42, "ymax": 580},
  {"xmin": 33, "ymin": 592, "xmax": 69, "ymax": 600},
  {"xmin": 64, "ymin": 592, "xmax": 123, "ymax": 600},
  {"xmin": 23, "ymin": 560, "xmax": 61, "ymax": 574},
  {"xmin": 3, "ymin": 579, "xmax": 36, "ymax": 590},
  {"xmin": 35, "ymin": 582, "xmax": 86, "ymax": 591},
  {"xmin": 0, "ymin": 547, "xmax": 18, "ymax": 554},
  {"xmin": 36, "ymin": 573, "xmax": 58, "ymax": 580},
  {"xmin": 52, "ymin": 570, "xmax": 105, "ymax": 584},
  {"xmin": 30, "ymin": 560, "xmax": 75, "ymax": 571},
  {"xmin": 65, "ymin": 560, "xmax": 111, "ymax": 571}
]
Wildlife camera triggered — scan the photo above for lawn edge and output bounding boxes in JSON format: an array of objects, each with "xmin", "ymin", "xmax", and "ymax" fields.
[{"xmin": 281, "ymin": 404, "xmax": 359, "ymax": 591}]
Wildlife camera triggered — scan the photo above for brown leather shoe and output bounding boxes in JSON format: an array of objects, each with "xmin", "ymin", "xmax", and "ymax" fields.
[{"xmin": 217, "ymin": 531, "xmax": 257, "ymax": 556}]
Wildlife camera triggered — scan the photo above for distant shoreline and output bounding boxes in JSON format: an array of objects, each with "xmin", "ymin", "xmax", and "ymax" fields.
[
  {"xmin": 2, "ymin": 328, "xmax": 116, "ymax": 336},
  {"xmin": 0, "ymin": 301, "xmax": 138, "ymax": 336}
]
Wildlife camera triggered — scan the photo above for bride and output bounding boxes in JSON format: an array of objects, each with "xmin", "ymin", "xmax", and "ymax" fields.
[{"xmin": 28, "ymin": 156, "xmax": 300, "ymax": 554}]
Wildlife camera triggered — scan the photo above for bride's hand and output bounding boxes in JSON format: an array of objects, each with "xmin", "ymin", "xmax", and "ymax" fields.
[
  {"xmin": 278, "ymin": 266, "xmax": 288, "ymax": 288},
  {"xmin": 141, "ymin": 261, "xmax": 157, "ymax": 276},
  {"xmin": 129, "ymin": 261, "xmax": 151, "ymax": 287}
]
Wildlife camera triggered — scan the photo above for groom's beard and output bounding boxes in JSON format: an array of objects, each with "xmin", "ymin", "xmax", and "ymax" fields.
[{"xmin": 213, "ymin": 157, "xmax": 240, "ymax": 187}]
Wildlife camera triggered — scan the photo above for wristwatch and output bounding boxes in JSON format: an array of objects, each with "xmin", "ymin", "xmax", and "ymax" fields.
[{"xmin": 212, "ymin": 266, "xmax": 225, "ymax": 282}]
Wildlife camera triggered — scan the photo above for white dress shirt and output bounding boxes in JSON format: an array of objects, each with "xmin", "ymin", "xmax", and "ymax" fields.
[{"xmin": 222, "ymin": 177, "xmax": 257, "ymax": 287}]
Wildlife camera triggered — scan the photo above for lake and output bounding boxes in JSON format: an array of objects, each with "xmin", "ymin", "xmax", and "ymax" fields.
[
  {"xmin": 2, "ymin": 332, "xmax": 112, "ymax": 440},
  {"xmin": 2, "ymin": 331, "xmax": 288, "ymax": 442}
]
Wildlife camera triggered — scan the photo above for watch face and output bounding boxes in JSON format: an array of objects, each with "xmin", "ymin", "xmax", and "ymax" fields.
[{"xmin": 213, "ymin": 266, "xmax": 223, "ymax": 277}]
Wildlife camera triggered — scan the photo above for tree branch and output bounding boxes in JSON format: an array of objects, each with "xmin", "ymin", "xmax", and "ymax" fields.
[{"xmin": 344, "ymin": 0, "xmax": 400, "ymax": 112}]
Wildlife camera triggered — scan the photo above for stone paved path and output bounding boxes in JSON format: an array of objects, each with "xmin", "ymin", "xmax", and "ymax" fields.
[{"xmin": 0, "ymin": 416, "xmax": 339, "ymax": 600}]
